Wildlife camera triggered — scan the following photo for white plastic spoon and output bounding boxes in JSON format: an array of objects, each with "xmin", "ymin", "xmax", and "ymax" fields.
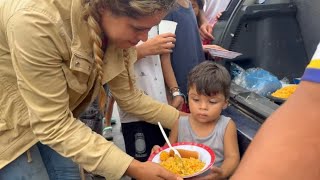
[{"xmin": 157, "ymin": 122, "xmax": 182, "ymax": 158}]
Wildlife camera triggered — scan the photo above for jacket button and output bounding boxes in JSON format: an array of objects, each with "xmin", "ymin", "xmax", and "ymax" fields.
[{"xmin": 75, "ymin": 61, "xmax": 80, "ymax": 67}]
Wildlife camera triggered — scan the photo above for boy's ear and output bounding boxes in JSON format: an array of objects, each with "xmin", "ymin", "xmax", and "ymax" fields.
[{"xmin": 222, "ymin": 100, "xmax": 228, "ymax": 110}]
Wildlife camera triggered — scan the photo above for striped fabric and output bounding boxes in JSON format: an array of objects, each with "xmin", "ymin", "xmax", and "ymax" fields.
[{"xmin": 302, "ymin": 43, "xmax": 320, "ymax": 83}]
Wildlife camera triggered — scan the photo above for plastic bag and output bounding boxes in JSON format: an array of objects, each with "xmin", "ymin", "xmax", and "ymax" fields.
[{"xmin": 231, "ymin": 63, "xmax": 282, "ymax": 96}]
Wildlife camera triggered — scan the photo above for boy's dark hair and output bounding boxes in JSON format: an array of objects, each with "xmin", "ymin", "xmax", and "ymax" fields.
[{"xmin": 187, "ymin": 61, "xmax": 231, "ymax": 99}]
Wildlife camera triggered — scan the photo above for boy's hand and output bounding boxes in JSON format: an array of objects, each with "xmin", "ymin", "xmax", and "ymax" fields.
[{"xmin": 189, "ymin": 166, "xmax": 224, "ymax": 180}]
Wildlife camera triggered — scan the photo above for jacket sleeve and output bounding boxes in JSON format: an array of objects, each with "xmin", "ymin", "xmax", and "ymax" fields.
[
  {"xmin": 6, "ymin": 11, "xmax": 132, "ymax": 179},
  {"xmin": 108, "ymin": 52, "xmax": 179, "ymax": 129}
]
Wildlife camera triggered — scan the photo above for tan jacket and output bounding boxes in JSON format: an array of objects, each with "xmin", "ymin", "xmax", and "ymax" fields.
[{"xmin": 0, "ymin": 0, "xmax": 179, "ymax": 179}]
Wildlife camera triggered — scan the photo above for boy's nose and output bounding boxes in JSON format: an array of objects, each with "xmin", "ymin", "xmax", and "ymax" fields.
[{"xmin": 199, "ymin": 102, "xmax": 208, "ymax": 110}]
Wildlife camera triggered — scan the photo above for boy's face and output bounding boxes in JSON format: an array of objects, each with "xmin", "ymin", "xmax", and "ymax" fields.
[
  {"xmin": 188, "ymin": 85, "xmax": 228, "ymax": 123},
  {"xmin": 191, "ymin": 0, "xmax": 200, "ymax": 17}
]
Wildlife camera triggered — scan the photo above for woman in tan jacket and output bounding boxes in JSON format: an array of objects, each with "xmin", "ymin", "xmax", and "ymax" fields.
[{"xmin": 0, "ymin": 0, "xmax": 181, "ymax": 179}]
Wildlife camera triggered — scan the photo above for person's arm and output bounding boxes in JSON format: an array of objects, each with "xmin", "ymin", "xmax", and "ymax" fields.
[
  {"xmin": 231, "ymin": 81, "xmax": 320, "ymax": 180},
  {"xmin": 107, "ymin": 52, "xmax": 180, "ymax": 129},
  {"xmin": 198, "ymin": 9, "xmax": 208, "ymax": 27},
  {"xmin": 160, "ymin": 53, "xmax": 184, "ymax": 110},
  {"xmin": 198, "ymin": 10, "xmax": 214, "ymax": 41},
  {"xmin": 136, "ymin": 33, "xmax": 176, "ymax": 60}
]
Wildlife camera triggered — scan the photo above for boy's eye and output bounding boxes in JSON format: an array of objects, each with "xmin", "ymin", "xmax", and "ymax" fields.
[
  {"xmin": 209, "ymin": 100, "xmax": 217, "ymax": 104},
  {"xmin": 192, "ymin": 98, "xmax": 199, "ymax": 102}
]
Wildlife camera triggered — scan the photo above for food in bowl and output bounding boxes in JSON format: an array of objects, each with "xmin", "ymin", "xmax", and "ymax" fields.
[
  {"xmin": 271, "ymin": 84, "xmax": 297, "ymax": 99},
  {"xmin": 148, "ymin": 142, "xmax": 215, "ymax": 178},
  {"xmin": 159, "ymin": 150, "xmax": 205, "ymax": 177}
]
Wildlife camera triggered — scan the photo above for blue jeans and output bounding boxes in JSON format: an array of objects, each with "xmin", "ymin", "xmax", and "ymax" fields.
[{"xmin": 0, "ymin": 143, "xmax": 81, "ymax": 180}]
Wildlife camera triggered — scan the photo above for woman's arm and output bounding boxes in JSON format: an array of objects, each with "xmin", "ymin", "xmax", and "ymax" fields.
[{"xmin": 107, "ymin": 58, "xmax": 180, "ymax": 129}]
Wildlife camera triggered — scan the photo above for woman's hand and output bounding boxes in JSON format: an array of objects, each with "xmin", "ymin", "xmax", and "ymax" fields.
[
  {"xmin": 189, "ymin": 166, "xmax": 225, "ymax": 180},
  {"xmin": 126, "ymin": 159, "xmax": 183, "ymax": 180},
  {"xmin": 136, "ymin": 33, "xmax": 176, "ymax": 60}
]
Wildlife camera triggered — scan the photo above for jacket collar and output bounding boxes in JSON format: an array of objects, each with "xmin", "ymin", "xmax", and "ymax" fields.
[
  {"xmin": 102, "ymin": 44, "xmax": 138, "ymax": 84},
  {"xmin": 102, "ymin": 44, "xmax": 125, "ymax": 83},
  {"xmin": 70, "ymin": 0, "xmax": 93, "ymax": 60}
]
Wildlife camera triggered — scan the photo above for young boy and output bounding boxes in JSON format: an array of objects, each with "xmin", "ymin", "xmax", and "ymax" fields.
[{"xmin": 154, "ymin": 61, "xmax": 240, "ymax": 179}]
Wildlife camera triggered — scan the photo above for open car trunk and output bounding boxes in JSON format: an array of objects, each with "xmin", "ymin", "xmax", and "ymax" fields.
[{"xmin": 211, "ymin": 0, "xmax": 320, "ymax": 156}]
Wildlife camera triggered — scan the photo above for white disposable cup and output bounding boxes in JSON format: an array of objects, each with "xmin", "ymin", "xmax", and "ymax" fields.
[{"xmin": 159, "ymin": 20, "xmax": 178, "ymax": 35}]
